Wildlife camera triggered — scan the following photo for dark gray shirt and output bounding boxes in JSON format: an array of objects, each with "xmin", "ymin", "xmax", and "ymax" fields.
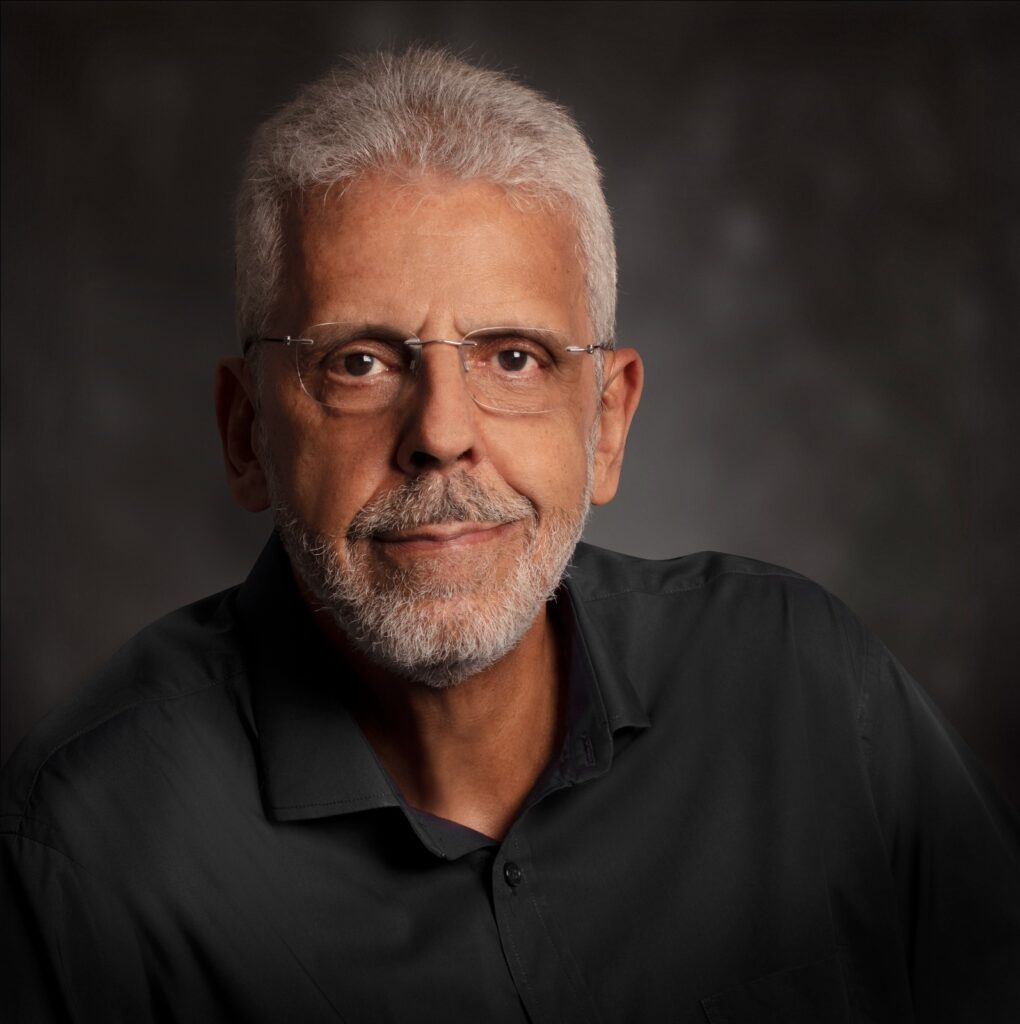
[{"xmin": 3, "ymin": 535, "xmax": 1018, "ymax": 1022}]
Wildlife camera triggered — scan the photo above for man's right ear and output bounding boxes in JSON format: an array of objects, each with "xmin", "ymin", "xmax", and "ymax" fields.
[{"xmin": 214, "ymin": 358, "xmax": 271, "ymax": 512}]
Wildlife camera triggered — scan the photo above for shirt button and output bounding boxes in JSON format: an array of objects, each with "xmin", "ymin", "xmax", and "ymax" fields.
[{"xmin": 503, "ymin": 861, "xmax": 523, "ymax": 887}]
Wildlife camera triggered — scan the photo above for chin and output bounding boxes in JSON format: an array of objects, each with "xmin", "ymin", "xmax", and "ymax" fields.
[
  {"xmin": 270, "ymin": 469, "xmax": 591, "ymax": 685},
  {"xmin": 325, "ymin": 550, "xmax": 551, "ymax": 688}
]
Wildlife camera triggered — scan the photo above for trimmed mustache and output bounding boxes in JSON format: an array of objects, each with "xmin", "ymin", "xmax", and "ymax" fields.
[{"xmin": 346, "ymin": 473, "xmax": 536, "ymax": 541}]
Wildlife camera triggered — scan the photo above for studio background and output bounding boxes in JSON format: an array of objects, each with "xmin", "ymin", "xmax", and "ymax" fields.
[{"xmin": 3, "ymin": 2, "xmax": 1018, "ymax": 803}]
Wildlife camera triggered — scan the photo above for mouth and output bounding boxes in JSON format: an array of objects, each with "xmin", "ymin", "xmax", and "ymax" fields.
[{"xmin": 372, "ymin": 520, "xmax": 520, "ymax": 551}]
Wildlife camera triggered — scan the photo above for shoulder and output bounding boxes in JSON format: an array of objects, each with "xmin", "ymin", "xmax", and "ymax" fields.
[
  {"xmin": 567, "ymin": 542, "xmax": 873, "ymax": 703},
  {"xmin": 0, "ymin": 586, "xmax": 250, "ymax": 833},
  {"xmin": 569, "ymin": 542, "xmax": 814, "ymax": 598},
  {"xmin": 569, "ymin": 541, "xmax": 861, "ymax": 631}
]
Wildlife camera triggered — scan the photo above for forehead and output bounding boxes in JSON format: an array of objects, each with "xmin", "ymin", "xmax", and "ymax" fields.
[{"xmin": 277, "ymin": 171, "xmax": 589, "ymax": 335}]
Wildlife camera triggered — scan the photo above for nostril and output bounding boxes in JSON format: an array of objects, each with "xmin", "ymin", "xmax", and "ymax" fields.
[{"xmin": 409, "ymin": 446, "xmax": 471, "ymax": 469}]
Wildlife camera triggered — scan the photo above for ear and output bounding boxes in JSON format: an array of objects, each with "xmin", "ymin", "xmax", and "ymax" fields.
[
  {"xmin": 591, "ymin": 347, "xmax": 644, "ymax": 506},
  {"xmin": 214, "ymin": 357, "xmax": 271, "ymax": 512}
]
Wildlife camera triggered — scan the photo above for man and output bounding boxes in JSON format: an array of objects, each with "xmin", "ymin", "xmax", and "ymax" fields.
[{"xmin": 2, "ymin": 48, "xmax": 1017, "ymax": 1023}]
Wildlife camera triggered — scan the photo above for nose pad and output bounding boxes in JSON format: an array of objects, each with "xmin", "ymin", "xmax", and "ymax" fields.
[
  {"xmin": 407, "ymin": 339, "xmax": 480, "ymax": 409},
  {"xmin": 408, "ymin": 338, "xmax": 476, "ymax": 375}
]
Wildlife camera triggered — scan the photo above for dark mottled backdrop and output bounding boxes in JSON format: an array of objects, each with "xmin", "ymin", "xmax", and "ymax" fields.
[{"xmin": 2, "ymin": 2, "xmax": 1018, "ymax": 802}]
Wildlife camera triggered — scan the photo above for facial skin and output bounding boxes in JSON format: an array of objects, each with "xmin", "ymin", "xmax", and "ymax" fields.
[{"xmin": 218, "ymin": 170, "xmax": 643, "ymax": 686}]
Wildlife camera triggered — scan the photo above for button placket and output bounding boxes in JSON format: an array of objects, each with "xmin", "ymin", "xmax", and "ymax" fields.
[{"xmin": 490, "ymin": 831, "xmax": 604, "ymax": 1023}]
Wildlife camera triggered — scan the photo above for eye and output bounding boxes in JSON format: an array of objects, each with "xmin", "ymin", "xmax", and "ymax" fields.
[
  {"xmin": 471, "ymin": 332, "xmax": 555, "ymax": 377},
  {"xmin": 319, "ymin": 341, "xmax": 405, "ymax": 381},
  {"xmin": 496, "ymin": 348, "xmax": 537, "ymax": 373},
  {"xmin": 342, "ymin": 351, "xmax": 385, "ymax": 377}
]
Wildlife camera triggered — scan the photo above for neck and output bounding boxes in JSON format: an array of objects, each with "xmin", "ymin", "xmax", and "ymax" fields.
[{"xmin": 305, "ymin": 596, "xmax": 566, "ymax": 840}]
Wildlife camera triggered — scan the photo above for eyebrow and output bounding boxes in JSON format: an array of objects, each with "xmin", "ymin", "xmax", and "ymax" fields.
[
  {"xmin": 463, "ymin": 325, "xmax": 570, "ymax": 346},
  {"xmin": 309, "ymin": 320, "xmax": 570, "ymax": 345},
  {"xmin": 308, "ymin": 322, "xmax": 416, "ymax": 344}
]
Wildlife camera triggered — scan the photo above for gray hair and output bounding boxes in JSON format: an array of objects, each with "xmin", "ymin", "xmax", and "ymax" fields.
[{"xmin": 234, "ymin": 48, "xmax": 616, "ymax": 351}]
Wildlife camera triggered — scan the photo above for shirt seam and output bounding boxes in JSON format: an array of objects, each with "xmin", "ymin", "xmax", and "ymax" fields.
[
  {"xmin": 578, "ymin": 567, "xmax": 809, "ymax": 603},
  {"xmin": 17, "ymin": 675, "xmax": 243, "ymax": 834},
  {"xmin": 500, "ymin": 842, "xmax": 537, "ymax": 1011},
  {"xmin": 857, "ymin": 628, "xmax": 879, "ymax": 778},
  {"xmin": 0, "ymin": 812, "xmax": 62, "ymax": 834},
  {"xmin": 2, "ymin": 829, "xmax": 105, "ymax": 883},
  {"xmin": 269, "ymin": 793, "xmax": 397, "ymax": 811},
  {"xmin": 520, "ymin": 851, "xmax": 601, "ymax": 1021}
]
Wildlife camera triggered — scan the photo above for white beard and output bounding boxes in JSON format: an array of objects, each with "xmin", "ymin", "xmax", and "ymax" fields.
[{"xmin": 268, "ymin": 457, "xmax": 594, "ymax": 688}]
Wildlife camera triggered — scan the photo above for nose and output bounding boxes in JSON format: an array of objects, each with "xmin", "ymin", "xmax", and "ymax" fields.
[{"xmin": 395, "ymin": 340, "xmax": 481, "ymax": 474}]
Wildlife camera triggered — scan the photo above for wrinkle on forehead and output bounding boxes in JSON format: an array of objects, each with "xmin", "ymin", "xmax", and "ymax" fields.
[{"xmin": 274, "ymin": 170, "xmax": 589, "ymax": 342}]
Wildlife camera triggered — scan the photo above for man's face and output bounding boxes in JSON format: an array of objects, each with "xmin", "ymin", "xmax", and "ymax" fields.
[{"xmin": 242, "ymin": 171, "xmax": 619, "ymax": 684}]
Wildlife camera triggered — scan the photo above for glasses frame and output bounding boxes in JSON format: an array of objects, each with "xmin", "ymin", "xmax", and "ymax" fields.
[{"xmin": 244, "ymin": 324, "xmax": 612, "ymax": 415}]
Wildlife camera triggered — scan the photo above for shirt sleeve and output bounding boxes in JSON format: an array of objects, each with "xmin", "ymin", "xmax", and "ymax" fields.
[
  {"xmin": 1, "ymin": 831, "xmax": 151, "ymax": 1023},
  {"xmin": 858, "ymin": 632, "xmax": 1020, "ymax": 1021}
]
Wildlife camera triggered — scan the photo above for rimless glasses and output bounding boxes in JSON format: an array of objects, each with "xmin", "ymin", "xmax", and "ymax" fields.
[{"xmin": 244, "ymin": 323, "xmax": 610, "ymax": 415}]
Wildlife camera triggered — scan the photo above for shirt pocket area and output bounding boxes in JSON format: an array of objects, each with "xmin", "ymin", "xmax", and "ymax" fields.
[{"xmin": 699, "ymin": 952, "xmax": 851, "ymax": 1023}]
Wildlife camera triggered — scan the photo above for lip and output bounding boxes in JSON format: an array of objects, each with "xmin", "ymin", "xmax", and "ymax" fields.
[{"xmin": 373, "ymin": 520, "xmax": 518, "ymax": 550}]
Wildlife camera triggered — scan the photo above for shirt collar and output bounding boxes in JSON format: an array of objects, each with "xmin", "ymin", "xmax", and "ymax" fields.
[
  {"xmin": 237, "ymin": 533, "xmax": 401, "ymax": 822},
  {"xmin": 563, "ymin": 566, "xmax": 651, "ymax": 741},
  {"xmin": 237, "ymin": 533, "xmax": 650, "ymax": 840}
]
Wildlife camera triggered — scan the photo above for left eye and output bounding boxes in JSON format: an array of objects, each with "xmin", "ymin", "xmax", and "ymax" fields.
[
  {"xmin": 496, "ymin": 348, "xmax": 536, "ymax": 373},
  {"xmin": 342, "ymin": 351, "xmax": 384, "ymax": 377}
]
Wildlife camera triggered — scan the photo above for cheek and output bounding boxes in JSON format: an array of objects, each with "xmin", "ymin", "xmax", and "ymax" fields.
[
  {"xmin": 488, "ymin": 412, "xmax": 593, "ymax": 512},
  {"xmin": 262, "ymin": 407, "xmax": 394, "ymax": 531}
]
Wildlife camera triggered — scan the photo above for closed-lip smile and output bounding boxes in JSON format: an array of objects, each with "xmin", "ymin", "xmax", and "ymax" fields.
[{"xmin": 374, "ymin": 521, "xmax": 516, "ymax": 547}]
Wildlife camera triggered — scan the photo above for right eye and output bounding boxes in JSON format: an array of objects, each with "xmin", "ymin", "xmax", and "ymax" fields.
[
  {"xmin": 318, "ymin": 341, "xmax": 405, "ymax": 381},
  {"xmin": 339, "ymin": 351, "xmax": 385, "ymax": 377}
]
